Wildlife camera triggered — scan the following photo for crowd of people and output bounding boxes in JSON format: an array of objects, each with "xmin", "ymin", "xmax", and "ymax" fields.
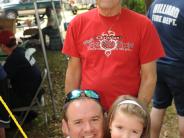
[
  {"xmin": 0, "ymin": 0, "xmax": 184, "ymax": 137},
  {"xmin": 62, "ymin": 0, "xmax": 184, "ymax": 137}
]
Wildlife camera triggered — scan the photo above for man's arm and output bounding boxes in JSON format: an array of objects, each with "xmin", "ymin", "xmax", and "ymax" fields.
[
  {"xmin": 64, "ymin": 57, "xmax": 82, "ymax": 94},
  {"xmin": 138, "ymin": 60, "xmax": 157, "ymax": 106}
]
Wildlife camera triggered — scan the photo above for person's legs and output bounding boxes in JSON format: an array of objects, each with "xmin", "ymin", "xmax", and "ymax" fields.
[
  {"xmin": 0, "ymin": 78, "xmax": 10, "ymax": 136},
  {"xmin": 150, "ymin": 108, "xmax": 166, "ymax": 138},
  {"xmin": 0, "ymin": 102, "xmax": 10, "ymax": 136},
  {"xmin": 42, "ymin": 27, "xmax": 48, "ymax": 48},
  {"xmin": 0, "ymin": 128, "xmax": 5, "ymax": 138},
  {"xmin": 168, "ymin": 66, "xmax": 184, "ymax": 138},
  {"xmin": 150, "ymin": 64, "xmax": 173, "ymax": 138},
  {"xmin": 178, "ymin": 116, "xmax": 184, "ymax": 138}
]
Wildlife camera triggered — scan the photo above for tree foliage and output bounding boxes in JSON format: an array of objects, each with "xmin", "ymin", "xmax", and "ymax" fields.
[{"xmin": 121, "ymin": 0, "xmax": 146, "ymax": 14}]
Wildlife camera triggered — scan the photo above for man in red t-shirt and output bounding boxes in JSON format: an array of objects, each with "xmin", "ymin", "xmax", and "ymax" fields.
[{"xmin": 62, "ymin": 0, "xmax": 165, "ymax": 111}]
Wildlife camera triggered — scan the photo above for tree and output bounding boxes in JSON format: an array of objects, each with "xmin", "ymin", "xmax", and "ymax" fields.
[{"xmin": 121, "ymin": 0, "xmax": 145, "ymax": 14}]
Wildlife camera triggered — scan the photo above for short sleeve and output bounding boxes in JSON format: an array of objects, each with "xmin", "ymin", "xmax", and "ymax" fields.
[
  {"xmin": 139, "ymin": 19, "xmax": 165, "ymax": 64},
  {"xmin": 62, "ymin": 18, "xmax": 80, "ymax": 58}
]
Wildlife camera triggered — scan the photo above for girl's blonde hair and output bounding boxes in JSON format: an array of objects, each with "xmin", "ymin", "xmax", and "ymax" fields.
[{"xmin": 106, "ymin": 95, "xmax": 150, "ymax": 138}]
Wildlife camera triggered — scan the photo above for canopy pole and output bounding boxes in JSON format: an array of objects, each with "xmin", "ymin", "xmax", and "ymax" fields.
[
  {"xmin": 50, "ymin": 0, "xmax": 64, "ymax": 44},
  {"xmin": 33, "ymin": 1, "xmax": 57, "ymax": 118}
]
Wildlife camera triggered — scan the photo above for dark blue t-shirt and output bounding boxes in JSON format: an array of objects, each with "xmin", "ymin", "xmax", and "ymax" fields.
[
  {"xmin": 147, "ymin": 0, "xmax": 184, "ymax": 67},
  {"xmin": 4, "ymin": 47, "xmax": 41, "ymax": 107}
]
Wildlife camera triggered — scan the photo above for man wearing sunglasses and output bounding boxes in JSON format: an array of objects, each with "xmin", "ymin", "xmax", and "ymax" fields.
[
  {"xmin": 62, "ymin": 89, "xmax": 104, "ymax": 138},
  {"xmin": 62, "ymin": 0, "xmax": 165, "ymax": 111}
]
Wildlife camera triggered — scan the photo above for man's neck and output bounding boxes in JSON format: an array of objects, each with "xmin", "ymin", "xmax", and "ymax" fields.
[{"xmin": 98, "ymin": 6, "xmax": 122, "ymax": 16}]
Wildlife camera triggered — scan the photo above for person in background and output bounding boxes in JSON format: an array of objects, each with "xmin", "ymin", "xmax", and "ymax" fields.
[
  {"xmin": 0, "ymin": 64, "xmax": 10, "ymax": 138},
  {"xmin": 42, "ymin": 7, "xmax": 62, "ymax": 50},
  {"xmin": 61, "ymin": 89, "xmax": 104, "ymax": 138},
  {"xmin": 107, "ymin": 95, "xmax": 150, "ymax": 138},
  {"xmin": 147, "ymin": 0, "xmax": 184, "ymax": 138},
  {"xmin": 62, "ymin": 0, "xmax": 165, "ymax": 111},
  {"xmin": 0, "ymin": 30, "xmax": 41, "ymax": 118}
]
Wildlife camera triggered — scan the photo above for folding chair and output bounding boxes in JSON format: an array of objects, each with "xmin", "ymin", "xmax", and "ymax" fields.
[{"xmin": 13, "ymin": 68, "xmax": 48, "ymax": 137}]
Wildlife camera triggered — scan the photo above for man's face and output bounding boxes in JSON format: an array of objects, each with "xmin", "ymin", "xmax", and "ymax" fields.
[
  {"xmin": 63, "ymin": 99, "xmax": 104, "ymax": 138},
  {"xmin": 96, "ymin": 0, "xmax": 121, "ymax": 10}
]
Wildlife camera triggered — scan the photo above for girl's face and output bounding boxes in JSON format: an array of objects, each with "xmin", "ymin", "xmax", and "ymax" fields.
[{"xmin": 110, "ymin": 111, "xmax": 144, "ymax": 138}]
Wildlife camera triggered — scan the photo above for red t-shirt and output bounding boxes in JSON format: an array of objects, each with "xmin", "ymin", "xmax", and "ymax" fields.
[{"xmin": 62, "ymin": 8, "xmax": 165, "ymax": 110}]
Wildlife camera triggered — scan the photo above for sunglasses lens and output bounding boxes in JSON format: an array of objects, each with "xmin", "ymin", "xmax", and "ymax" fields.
[
  {"xmin": 85, "ymin": 90, "xmax": 99, "ymax": 100},
  {"xmin": 65, "ymin": 89, "xmax": 100, "ymax": 103},
  {"xmin": 65, "ymin": 90, "xmax": 81, "ymax": 103}
]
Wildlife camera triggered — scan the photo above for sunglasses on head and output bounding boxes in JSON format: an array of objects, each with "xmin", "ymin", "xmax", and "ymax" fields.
[{"xmin": 64, "ymin": 89, "xmax": 100, "ymax": 104}]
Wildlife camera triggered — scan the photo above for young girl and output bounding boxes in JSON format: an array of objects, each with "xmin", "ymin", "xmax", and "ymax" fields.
[{"xmin": 107, "ymin": 95, "xmax": 150, "ymax": 138}]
